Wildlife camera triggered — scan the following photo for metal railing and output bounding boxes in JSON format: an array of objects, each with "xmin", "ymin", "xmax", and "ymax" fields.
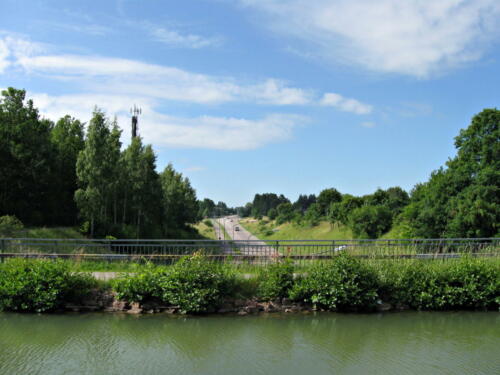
[{"xmin": 0, "ymin": 237, "xmax": 498, "ymax": 266}]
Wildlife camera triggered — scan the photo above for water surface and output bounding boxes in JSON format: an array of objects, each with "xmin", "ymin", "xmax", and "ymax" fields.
[{"xmin": 1, "ymin": 311, "xmax": 499, "ymax": 375}]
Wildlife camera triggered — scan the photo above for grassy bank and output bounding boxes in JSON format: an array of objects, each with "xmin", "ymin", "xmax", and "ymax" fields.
[
  {"xmin": 192, "ymin": 220, "xmax": 217, "ymax": 240},
  {"xmin": 1, "ymin": 255, "xmax": 498, "ymax": 314},
  {"xmin": 239, "ymin": 219, "xmax": 353, "ymax": 240}
]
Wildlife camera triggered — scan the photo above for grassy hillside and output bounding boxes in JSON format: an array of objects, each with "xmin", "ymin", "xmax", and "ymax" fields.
[
  {"xmin": 239, "ymin": 218, "xmax": 353, "ymax": 240},
  {"xmin": 192, "ymin": 220, "xmax": 217, "ymax": 240}
]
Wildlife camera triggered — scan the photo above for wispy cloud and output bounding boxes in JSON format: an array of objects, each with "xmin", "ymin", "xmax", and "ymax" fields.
[
  {"xmin": 239, "ymin": 0, "xmax": 500, "ymax": 77},
  {"xmin": 320, "ymin": 93, "xmax": 372, "ymax": 114},
  {"xmin": 15, "ymin": 51, "xmax": 311, "ymax": 105},
  {"xmin": 30, "ymin": 91, "xmax": 305, "ymax": 150},
  {"xmin": 151, "ymin": 26, "xmax": 222, "ymax": 48},
  {"xmin": 0, "ymin": 39, "xmax": 9, "ymax": 73},
  {"xmin": 2, "ymin": 33, "xmax": 373, "ymax": 150}
]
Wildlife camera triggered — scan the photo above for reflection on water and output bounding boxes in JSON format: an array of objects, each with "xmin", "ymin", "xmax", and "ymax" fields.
[{"xmin": 0, "ymin": 311, "xmax": 499, "ymax": 375}]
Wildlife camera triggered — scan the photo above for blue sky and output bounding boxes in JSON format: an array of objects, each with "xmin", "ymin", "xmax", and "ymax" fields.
[{"xmin": 1, "ymin": 0, "xmax": 499, "ymax": 206}]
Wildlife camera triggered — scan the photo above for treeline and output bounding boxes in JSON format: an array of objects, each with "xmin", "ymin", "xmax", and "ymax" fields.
[
  {"xmin": 0, "ymin": 88, "xmax": 212, "ymax": 238},
  {"xmin": 240, "ymin": 109, "xmax": 499, "ymax": 239},
  {"xmin": 198, "ymin": 199, "xmax": 236, "ymax": 218}
]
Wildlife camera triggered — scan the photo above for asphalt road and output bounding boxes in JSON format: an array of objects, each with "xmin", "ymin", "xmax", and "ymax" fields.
[{"xmin": 213, "ymin": 215, "xmax": 276, "ymax": 256}]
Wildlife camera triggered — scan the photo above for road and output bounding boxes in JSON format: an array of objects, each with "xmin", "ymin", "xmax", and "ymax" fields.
[{"xmin": 212, "ymin": 215, "xmax": 277, "ymax": 256}]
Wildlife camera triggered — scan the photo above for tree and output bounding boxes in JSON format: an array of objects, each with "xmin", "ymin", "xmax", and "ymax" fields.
[
  {"xmin": 293, "ymin": 194, "xmax": 316, "ymax": 213},
  {"xmin": 349, "ymin": 205, "xmax": 392, "ymax": 239},
  {"xmin": 51, "ymin": 115, "xmax": 85, "ymax": 225},
  {"xmin": 75, "ymin": 109, "xmax": 118, "ymax": 236},
  {"xmin": 317, "ymin": 188, "xmax": 342, "ymax": 216},
  {"xmin": 304, "ymin": 203, "xmax": 322, "ymax": 226},
  {"xmin": 329, "ymin": 194, "xmax": 364, "ymax": 225},
  {"xmin": 276, "ymin": 202, "xmax": 294, "ymax": 225},
  {"xmin": 0, "ymin": 88, "xmax": 57, "ymax": 224},
  {"xmin": 397, "ymin": 109, "xmax": 499, "ymax": 238},
  {"xmin": 160, "ymin": 164, "xmax": 198, "ymax": 237}
]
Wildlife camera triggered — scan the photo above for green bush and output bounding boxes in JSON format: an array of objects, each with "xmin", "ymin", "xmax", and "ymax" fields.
[
  {"xmin": 0, "ymin": 215, "xmax": 23, "ymax": 236},
  {"xmin": 113, "ymin": 254, "xmax": 234, "ymax": 313},
  {"xmin": 258, "ymin": 259, "xmax": 294, "ymax": 300},
  {"xmin": 112, "ymin": 263, "xmax": 168, "ymax": 303},
  {"xmin": 387, "ymin": 258, "xmax": 500, "ymax": 310},
  {"xmin": 159, "ymin": 254, "xmax": 234, "ymax": 313},
  {"xmin": 0, "ymin": 259, "xmax": 96, "ymax": 312},
  {"xmin": 290, "ymin": 254, "xmax": 379, "ymax": 311},
  {"xmin": 203, "ymin": 219, "xmax": 213, "ymax": 227}
]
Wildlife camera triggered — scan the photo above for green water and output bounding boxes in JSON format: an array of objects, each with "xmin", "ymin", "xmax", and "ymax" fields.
[{"xmin": 1, "ymin": 312, "xmax": 499, "ymax": 375}]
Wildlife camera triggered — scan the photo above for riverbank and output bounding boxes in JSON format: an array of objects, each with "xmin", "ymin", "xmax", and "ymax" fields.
[{"xmin": 1, "ymin": 254, "xmax": 498, "ymax": 314}]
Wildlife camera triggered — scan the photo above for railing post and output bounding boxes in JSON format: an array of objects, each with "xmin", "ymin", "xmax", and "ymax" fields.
[{"xmin": 0, "ymin": 238, "xmax": 4, "ymax": 263}]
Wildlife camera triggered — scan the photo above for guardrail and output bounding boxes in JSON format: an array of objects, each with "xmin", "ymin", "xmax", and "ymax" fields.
[{"xmin": 0, "ymin": 237, "xmax": 498, "ymax": 265}]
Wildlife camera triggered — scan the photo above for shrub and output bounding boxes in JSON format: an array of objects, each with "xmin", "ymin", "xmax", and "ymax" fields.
[
  {"xmin": 0, "ymin": 215, "xmax": 23, "ymax": 236},
  {"xmin": 112, "ymin": 263, "xmax": 168, "ymax": 303},
  {"xmin": 0, "ymin": 259, "xmax": 96, "ymax": 312},
  {"xmin": 203, "ymin": 219, "xmax": 213, "ymax": 227},
  {"xmin": 159, "ymin": 254, "xmax": 234, "ymax": 313},
  {"xmin": 388, "ymin": 258, "xmax": 500, "ymax": 310},
  {"xmin": 290, "ymin": 254, "xmax": 379, "ymax": 311},
  {"xmin": 113, "ymin": 254, "xmax": 234, "ymax": 313},
  {"xmin": 258, "ymin": 259, "xmax": 294, "ymax": 300}
]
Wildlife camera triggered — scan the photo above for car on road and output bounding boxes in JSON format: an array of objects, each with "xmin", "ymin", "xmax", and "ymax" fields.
[{"xmin": 235, "ymin": 226, "xmax": 240, "ymax": 231}]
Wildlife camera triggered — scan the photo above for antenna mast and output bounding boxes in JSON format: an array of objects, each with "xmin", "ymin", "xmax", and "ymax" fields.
[{"xmin": 130, "ymin": 104, "xmax": 142, "ymax": 139}]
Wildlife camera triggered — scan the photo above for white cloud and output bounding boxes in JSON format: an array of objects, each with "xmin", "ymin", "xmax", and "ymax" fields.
[
  {"xmin": 1, "ymin": 33, "xmax": 371, "ymax": 150},
  {"xmin": 145, "ymin": 113, "xmax": 303, "ymax": 150},
  {"xmin": 320, "ymin": 93, "xmax": 372, "ymax": 114},
  {"xmin": 151, "ymin": 26, "xmax": 221, "ymax": 48},
  {"xmin": 30, "ymin": 91, "xmax": 304, "ymax": 150},
  {"xmin": 15, "ymin": 52, "xmax": 313, "ymax": 105},
  {"xmin": 3, "ymin": 34, "xmax": 372, "ymax": 110},
  {"xmin": 0, "ymin": 39, "xmax": 9, "ymax": 73},
  {"xmin": 250, "ymin": 79, "xmax": 312, "ymax": 105},
  {"xmin": 239, "ymin": 0, "xmax": 500, "ymax": 77}
]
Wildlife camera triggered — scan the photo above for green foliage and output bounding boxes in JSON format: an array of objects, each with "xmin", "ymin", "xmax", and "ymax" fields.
[
  {"xmin": 384, "ymin": 258, "xmax": 500, "ymax": 310},
  {"xmin": 290, "ymin": 254, "xmax": 379, "ymax": 311},
  {"xmin": 276, "ymin": 202, "xmax": 295, "ymax": 225},
  {"xmin": 304, "ymin": 203, "xmax": 322, "ymax": 226},
  {"xmin": 317, "ymin": 188, "xmax": 342, "ymax": 216},
  {"xmin": 0, "ymin": 215, "xmax": 23, "ymax": 236},
  {"xmin": 113, "ymin": 255, "xmax": 234, "ymax": 313},
  {"xmin": 0, "ymin": 259, "xmax": 96, "ymax": 312},
  {"xmin": 0, "ymin": 88, "xmax": 58, "ymax": 225},
  {"xmin": 251, "ymin": 193, "xmax": 289, "ymax": 217},
  {"xmin": 50, "ymin": 115, "xmax": 85, "ymax": 225},
  {"xmin": 203, "ymin": 219, "xmax": 213, "ymax": 227},
  {"xmin": 160, "ymin": 164, "xmax": 199, "ymax": 237},
  {"xmin": 112, "ymin": 263, "xmax": 167, "ymax": 303},
  {"xmin": 349, "ymin": 205, "xmax": 392, "ymax": 238},
  {"xmin": 267, "ymin": 208, "xmax": 277, "ymax": 220},
  {"xmin": 398, "ymin": 109, "xmax": 499, "ymax": 238},
  {"xmin": 257, "ymin": 260, "xmax": 295, "ymax": 300},
  {"xmin": 328, "ymin": 194, "xmax": 363, "ymax": 226},
  {"xmin": 159, "ymin": 254, "xmax": 234, "ymax": 313}
]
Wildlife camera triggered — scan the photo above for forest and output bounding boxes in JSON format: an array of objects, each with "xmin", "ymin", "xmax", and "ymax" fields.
[{"xmin": 0, "ymin": 87, "xmax": 213, "ymax": 238}]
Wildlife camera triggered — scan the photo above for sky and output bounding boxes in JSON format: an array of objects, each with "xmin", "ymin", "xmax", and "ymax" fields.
[{"xmin": 1, "ymin": 0, "xmax": 499, "ymax": 207}]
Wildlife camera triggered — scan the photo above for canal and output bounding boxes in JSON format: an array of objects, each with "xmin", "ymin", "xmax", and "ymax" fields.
[{"xmin": 1, "ymin": 311, "xmax": 498, "ymax": 374}]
